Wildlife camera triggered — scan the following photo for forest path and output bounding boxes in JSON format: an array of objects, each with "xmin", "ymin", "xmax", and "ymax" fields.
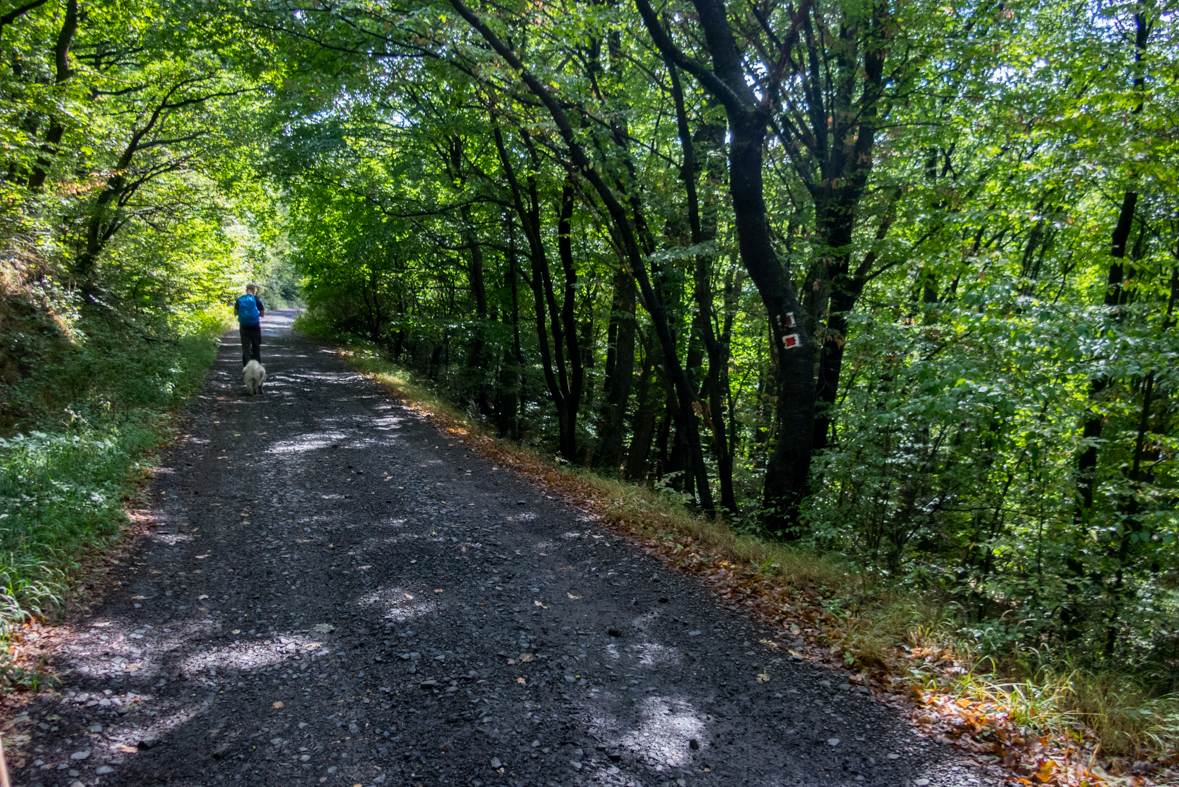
[{"xmin": 11, "ymin": 311, "xmax": 994, "ymax": 787}]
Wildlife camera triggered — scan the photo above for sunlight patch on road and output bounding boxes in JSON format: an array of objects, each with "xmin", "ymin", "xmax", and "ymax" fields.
[
  {"xmin": 266, "ymin": 431, "xmax": 348, "ymax": 454},
  {"xmin": 357, "ymin": 586, "xmax": 439, "ymax": 621},
  {"xmin": 618, "ymin": 697, "xmax": 707, "ymax": 767},
  {"xmin": 66, "ymin": 622, "xmax": 209, "ymax": 681},
  {"xmin": 151, "ymin": 531, "xmax": 195, "ymax": 545},
  {"xmin": 371, "ymin": 415, "xmax": 408, "ymax": 430},
  {"xmin": 180, "ymin": 634, "xmax": 322, "ymax": 675},
  {"xmin": 630, "ymin": 642, "xmax": 682, "ymax": 668}
]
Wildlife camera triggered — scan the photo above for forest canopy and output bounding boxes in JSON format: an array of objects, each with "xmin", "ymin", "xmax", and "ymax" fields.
[{"xmin": 3, "ymin": 0, "xmax": 1178, "ymax": 681}]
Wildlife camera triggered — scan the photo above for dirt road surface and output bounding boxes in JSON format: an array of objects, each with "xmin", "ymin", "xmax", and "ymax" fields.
[{"xmin": 11, "ymin": 311, "xmax": 996, "ymax": 787}]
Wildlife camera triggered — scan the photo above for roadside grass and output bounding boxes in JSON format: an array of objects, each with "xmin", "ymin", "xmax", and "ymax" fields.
[
  {"xmin": 0, "ymin": 319, "xmax": 223, "ymax": 680},
  {"xmin": 320, "ymin": 337, "xmax": 1178, "ymax": 776}
]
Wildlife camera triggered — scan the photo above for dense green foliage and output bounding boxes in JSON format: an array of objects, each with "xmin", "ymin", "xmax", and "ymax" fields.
[{"xmin": 254, "ymin": 0, "xmax": 1179, "ymax": 680}]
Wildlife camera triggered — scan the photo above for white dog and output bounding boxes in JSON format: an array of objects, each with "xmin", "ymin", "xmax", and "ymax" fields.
[{"xmin": 243, "ymin": 360, "xmax": 266, "ymax": 395}]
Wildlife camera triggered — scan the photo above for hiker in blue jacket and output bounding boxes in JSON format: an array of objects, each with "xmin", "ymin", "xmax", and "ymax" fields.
[{"xmin": 234, "ymin": 283, "xmax": 266, "ymax": 367}]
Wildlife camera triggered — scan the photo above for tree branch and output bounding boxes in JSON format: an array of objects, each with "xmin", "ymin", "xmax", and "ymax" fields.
[{"xmin": 632, "ymin": 0, "xmax": 747, "ymax": 114}]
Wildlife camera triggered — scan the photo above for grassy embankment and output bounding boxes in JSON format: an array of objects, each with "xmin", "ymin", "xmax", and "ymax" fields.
[
  {"xmin": 299, "ymin": 320, "xmax": 1179, "ymax": 777},
  {"xmin": 0, "ymin": 311, "xmax": 226, "ymax": 684}
]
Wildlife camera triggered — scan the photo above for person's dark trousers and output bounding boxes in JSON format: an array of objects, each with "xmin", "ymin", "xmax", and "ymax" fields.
[{"xmin": 240, "ymin": 324, "xmax": 262, "ymax": 367}]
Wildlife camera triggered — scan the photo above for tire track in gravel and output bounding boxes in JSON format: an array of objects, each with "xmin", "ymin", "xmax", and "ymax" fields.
[{"xmin": 9, "ymin": 310, "xmax": 997, "ymax": 787}]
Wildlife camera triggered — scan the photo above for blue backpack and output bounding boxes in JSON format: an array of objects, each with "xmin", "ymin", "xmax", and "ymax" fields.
[{"xmin": 236, "ymin": 294, "xmax": 260, "ymax": 325}]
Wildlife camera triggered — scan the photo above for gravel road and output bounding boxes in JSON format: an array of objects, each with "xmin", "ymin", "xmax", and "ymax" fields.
[{"xmin": 11, "ymin": 311, "xmax": 997, "ymax": 787}]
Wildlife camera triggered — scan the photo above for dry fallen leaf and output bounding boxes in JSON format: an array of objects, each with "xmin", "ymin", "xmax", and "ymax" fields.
[
  {"xmin": 117, "ymin": 745, "xmax": 137, "ymax": 753},
  {"xmin": 533, "ymin": 600, "xmax": 548, "ymax": 609},
  {"xmin": 520, "ymin": 653, "xmax": 534, "ymax": 663},
  {"xmin": 756, "ymin": 672, "xmax": 771, "ymax": 683},
  {"xmin": 272, "ymin": 701, "xmax": 284, "ymax": 709},
  {"xmin": 567, "ymin": 593, "xmax": 581, "ymax": 599},
  {"xmin": 434, "ymin": 589, "xmax": 443, "ymax": 593},
  {"xmin": 516, "ymin": 677, "xmax": 526, "ymax": 685}
]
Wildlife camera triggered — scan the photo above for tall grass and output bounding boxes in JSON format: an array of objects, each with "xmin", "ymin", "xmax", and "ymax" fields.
[{"xmin": 0, "ymin": 323, "xmax": 221, "ymax": 635}]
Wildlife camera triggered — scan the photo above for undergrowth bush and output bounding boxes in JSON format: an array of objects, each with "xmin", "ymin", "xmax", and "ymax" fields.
[{"xmin": 0, "ymin": 315, "xmax": 222, "ymax": 634}]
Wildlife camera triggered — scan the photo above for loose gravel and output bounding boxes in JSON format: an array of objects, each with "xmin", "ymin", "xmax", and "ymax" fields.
[{"xmin": 9, "ymin": 311, "xmax": 998, "ymax": 787}]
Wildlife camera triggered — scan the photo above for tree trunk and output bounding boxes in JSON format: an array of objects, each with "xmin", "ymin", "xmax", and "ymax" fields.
[
  {"xmin": 27, "ymin": 0, "xmax": 76, "ymax": 192},
  {"xmin": 556, "ymin": 175, "xmax": 585, "ymax": 461},
  {"xmin": 637, "ymin": 0, "xmax": 815, "ymax": 532},
  {"xmin": 459, "ymin": 201, "xmax": 491, "ymax": 411},
  {"xmin": 491, "ymin": 122, "xmax": 579, "ymax": 460},
  {"xmin": 669, "ymin": 63, "xmax": 738, "ymax": 512},
  {"xmin": 624, "ymin": 332, "xmax": 660, "ymax": 480},
  {"xmin": 497, "ymin": 215, "xmax": 523, "ymax": 440},
  {"xmin": 1067, "ymin": 10, "xmax": 1149, "ymax": 643},
  {"xmin": 593, "ymin": 264, "xmax": 637, "ymax": 473},
  {"xmin": 730, "ymin": 110, "xmax": 816, "ymax": 536},
  {"xmin": 454, "ymin": 0, "xmax": 714, "ymax": 512}
]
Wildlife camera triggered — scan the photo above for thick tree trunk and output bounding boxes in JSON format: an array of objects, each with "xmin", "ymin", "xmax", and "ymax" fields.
[
  {"xmin": 555, "ymin": 176, "xmax": 584, "ymax": 461},
  {"xmin": 666, "ymin": 407, "xmax": 694, "ymax": 497},
  {"xmin": 459, "ymin": 200, "xmax": 491, "ymax": 411},
  {"xmin": 637, "ymin": 0, "xmax": 814, "ymax": 532},
  {"xmin": 729, "ymin": 111, "xmax": 816, "ymax": 536}
]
